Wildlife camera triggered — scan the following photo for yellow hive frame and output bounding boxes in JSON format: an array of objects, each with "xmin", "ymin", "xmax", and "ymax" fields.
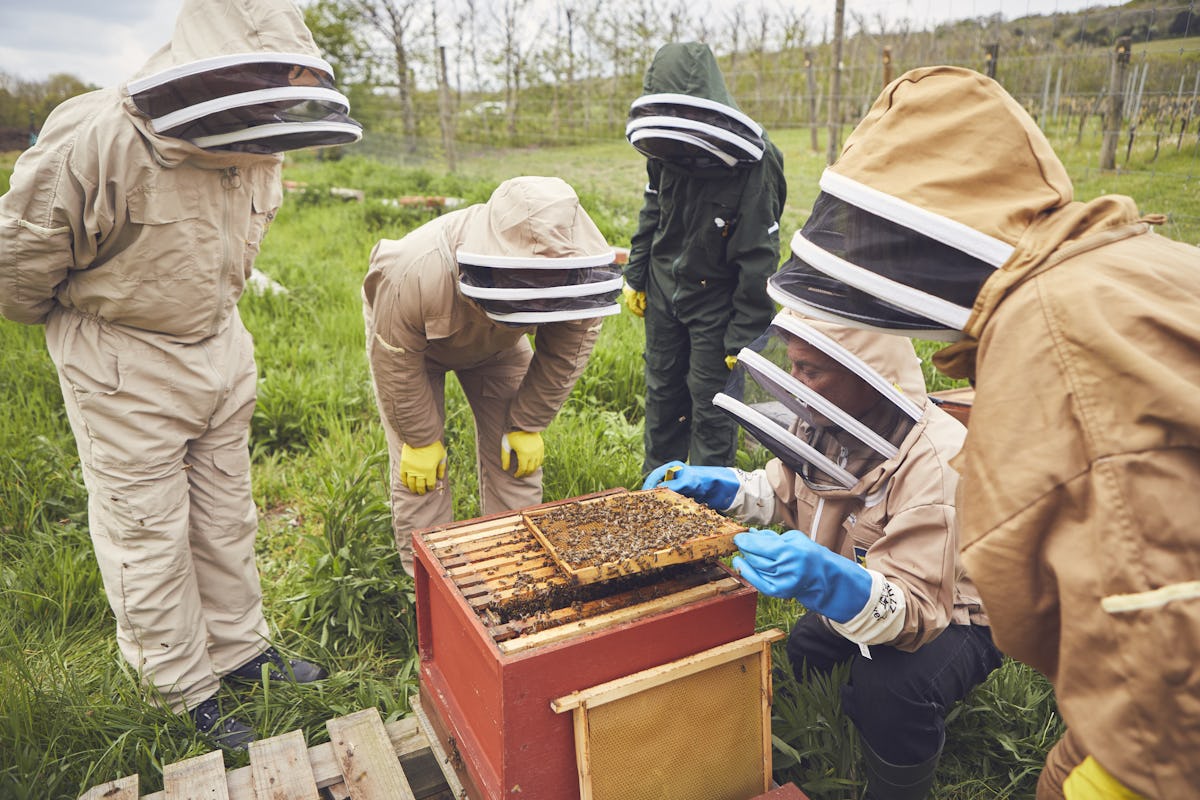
[{"xmin": 552, "ymin": 629, "xmax": 785, "ymax": 800}]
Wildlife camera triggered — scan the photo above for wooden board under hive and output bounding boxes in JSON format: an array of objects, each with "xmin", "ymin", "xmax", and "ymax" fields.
[{"xmin": 412, "ymin": 489, "xmax": 759, "ymax": 800}]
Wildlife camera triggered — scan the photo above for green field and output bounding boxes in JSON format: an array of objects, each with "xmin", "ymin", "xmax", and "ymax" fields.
[{"xmin": 1, "ymin": 127, "xmax": 1195, "ymax": 799}]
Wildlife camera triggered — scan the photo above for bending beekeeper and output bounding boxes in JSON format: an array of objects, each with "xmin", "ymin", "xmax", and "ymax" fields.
[
  {"xmin": 0, "ymin": 0, "xmax": 361, "ymax": 749},
  {"xmin": 363, "ymin": 176, "xmax": 620, "ymax": 576},
  {"xmin": 645, "ymin": 309, "xmax": 1001, "ymax": 800},
  {"xmin": 762, "ymin": 65, "xmax": 1200, "ymax": 799},
  {"xmin": 623, "ymin": 41, "xmax": 787, "ymax": 475}
]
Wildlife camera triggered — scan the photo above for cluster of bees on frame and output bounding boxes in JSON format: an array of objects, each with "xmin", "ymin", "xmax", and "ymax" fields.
[{"xmin": 533, "ymin": 493, "xmax": 724, "ymax": 569}]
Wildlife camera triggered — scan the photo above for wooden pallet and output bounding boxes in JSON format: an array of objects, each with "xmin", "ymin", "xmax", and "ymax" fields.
[{"xmin": 77, "ymin": 703, "xmax": 463, "ymax": 800}]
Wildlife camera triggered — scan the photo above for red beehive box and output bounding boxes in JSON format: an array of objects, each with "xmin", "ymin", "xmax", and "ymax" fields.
[{"xmin": 412, "ymin": 489, "xmax": 759, "ymax": 800}]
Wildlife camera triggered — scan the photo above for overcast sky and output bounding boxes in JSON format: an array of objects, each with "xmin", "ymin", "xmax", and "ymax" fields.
[{"xmin": 1, "ymin": 0, "xmax": 1113, "ymax": 88}]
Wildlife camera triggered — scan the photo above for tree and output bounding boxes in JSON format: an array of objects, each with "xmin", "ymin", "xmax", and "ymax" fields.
[{"xmin": 348, "ymin": 0, "xmax": 427, "ymax": 149}]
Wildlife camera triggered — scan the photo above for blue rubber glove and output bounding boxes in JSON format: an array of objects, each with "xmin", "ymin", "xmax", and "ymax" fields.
[
  {"xmin": 732, "ymin": 528, "xmax": 873, "ymax": 623},
  {"xmin": 641, "ymin": 460, "xmax": 739, "ymax": 511}
]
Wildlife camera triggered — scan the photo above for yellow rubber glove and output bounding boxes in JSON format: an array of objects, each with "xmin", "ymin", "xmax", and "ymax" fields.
[
  {"xmin": 622, "ymin": 285, "xmax": 647, "ymax": 318},
  {"xmin": 1064, "ymin": 757, "xmax": 1146, "ymax": 800},
  {"xmin": 725, "ymin": 355, "xmax": 738, "ymax": 370},
  {"xmin": 501, "ymin": 430, "xmax": 544, "ymax": 478},
  {"xmin": 400, "ymin": 440, "xmax": 447, "ymax": 495}
]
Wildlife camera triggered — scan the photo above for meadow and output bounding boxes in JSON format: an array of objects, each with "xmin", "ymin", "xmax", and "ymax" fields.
[{"xmin": 1, "ymin": 126, "xmax": 1197, "ymax": 799}]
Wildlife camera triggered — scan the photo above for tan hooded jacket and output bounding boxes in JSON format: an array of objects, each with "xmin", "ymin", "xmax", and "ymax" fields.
[
  {"xmin": 752, "ymin": 319, "xmax": 986, "ymax": 650},
  {"xmin": 363, "ymin": 177, "xmax": 607, "ymax": 446},
  {"xmin": 0, "ymin": 0, "xmax": 331, "ymax": 340},
  {"xmin": 828, "ymin": 66, "xmax": 1200, "ymax": 795}
]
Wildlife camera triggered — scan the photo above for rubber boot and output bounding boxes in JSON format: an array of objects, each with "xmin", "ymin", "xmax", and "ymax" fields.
[{"xmin": 860, "ymin": 735, "xmax": 942, "ymax": 800}]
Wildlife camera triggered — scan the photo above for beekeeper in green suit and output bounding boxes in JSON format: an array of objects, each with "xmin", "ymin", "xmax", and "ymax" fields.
[
  {"xmin": 623, "ymin": 42, "xmax": 787, "ymax": 475},
  {"xmin": 0, "ymin": 0, "xmax": 361, "ymax": 750}
]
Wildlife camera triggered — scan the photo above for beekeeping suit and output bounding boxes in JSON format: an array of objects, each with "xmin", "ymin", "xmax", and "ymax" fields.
[
  {"xmin": 768, "ymin": 65, "xmax": 1200, "ymax": 799},
  {"xmin": 624, "ymin": 42, "xmax": 786, "ymax": 474},
  {"xmin": 0, "ymin": 0, "xmax": 360, "ymax": 717},
  {"xmin": 648, "ymin": 310, "xmax": 998, "ymax": 798},
  {"xmin": 363, "ymin": 176, "xmax": 618, "ymax": 575}
]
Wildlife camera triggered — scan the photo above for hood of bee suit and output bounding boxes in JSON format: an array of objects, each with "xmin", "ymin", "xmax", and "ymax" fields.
[
  {"xmin": 123, "ymin": 0, "xmax": 362, "ymax": 154},
  {"xmin": 626, "ymin": 42, "xmax": 765, "ymax": 171},
  {"xmin": 769, "ymin": 66, "xmax": 1144, "ymax": 378},
  {"xmin": 454, "ymin": 176, "xmax": 622, "ymax": 325},
  {"xmin": 715, "ymin": 309, "xmax": 926, "ymax": 490}
]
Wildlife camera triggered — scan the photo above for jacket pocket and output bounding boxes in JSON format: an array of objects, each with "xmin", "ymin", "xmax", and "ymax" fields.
[
  {"xmin": 245, "ymin": 177, "xmax": 283, "ymax": 274},
  {"xmin": 125, "ymin": 181, "xmax": 203, "ymax": 282}
]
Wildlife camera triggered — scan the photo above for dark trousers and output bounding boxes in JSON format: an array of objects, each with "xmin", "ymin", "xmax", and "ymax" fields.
[
  {"xmin": 787, "ymin": 613, "xmax": 1003, "ymax": 765},
  {"xmin": 642, "ymin": 304, "xmax": 737, "ymax": 474}
]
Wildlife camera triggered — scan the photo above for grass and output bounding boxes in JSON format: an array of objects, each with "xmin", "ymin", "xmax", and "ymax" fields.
[{"xmin": 1, "ymin": 125, "xmax": 1196, "ymax": 799}]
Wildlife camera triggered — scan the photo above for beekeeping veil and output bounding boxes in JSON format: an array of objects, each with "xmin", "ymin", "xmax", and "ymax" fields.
[
  {"xmin": 455, "ymin": 177, "xmax": 621, "ymax": 325},
  {"xmin": 625, "ymin": 42, "xmax": 765, "ymax": 170},
  {"xmin": 125, "ymin": 0, "xmax": 362, "ymax": 153},
  {"xmin": 715, "ymin": 310, "xmax": 925, "ymax": 491},
  {"xmin": 768, "ymin": 66, "xmax": 1073, "ymax": 344}
]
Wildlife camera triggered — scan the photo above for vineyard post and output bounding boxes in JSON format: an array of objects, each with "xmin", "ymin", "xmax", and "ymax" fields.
[
  {"xmin": 984, "ymin": 43, "xmax": 999, "ymax": 79},
  {"xmin": 826, "ymin": 0, "xmax": 846, "ymax": 165},
  {"xmin": 1180, "ymin": 72, "xmax": 1200, "ymax": 152},
  {"xmin": 806, "ymin": 51, "xmax": 820, "ymax": 152},
  {"xmin": 437, "ymin": 45, "xmax": 457, "ymax": 173},
  {"xmin": 1100, "ymin": 35, "xmax": 1131, "ymax": 169}
]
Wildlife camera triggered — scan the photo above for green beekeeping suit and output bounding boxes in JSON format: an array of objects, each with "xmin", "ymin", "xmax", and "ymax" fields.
[{"xmin": 625, "ymin": 42, "xmax": 787, "ymax": 474}]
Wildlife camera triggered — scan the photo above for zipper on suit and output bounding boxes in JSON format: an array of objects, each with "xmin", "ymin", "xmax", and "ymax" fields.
[{"xmin": 214, "ymin": 166, "xmax": 241, "ymax": 334}]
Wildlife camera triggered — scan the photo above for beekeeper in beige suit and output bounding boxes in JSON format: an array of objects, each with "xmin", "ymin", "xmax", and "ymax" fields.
[
  {"xmin": 0, "ymin": 0, "xmax": 361, "ymax": 750},
  {"xmin": 363, "ymin": 177, "xmax": 620, "ymax": 576},
  {"xmin": 765, "ymin": 65, "xmax": 1200, "ymax": 799},
  {"xmin": 646, "ymin": 310, "xmax": 1000, "ymax": 800}
]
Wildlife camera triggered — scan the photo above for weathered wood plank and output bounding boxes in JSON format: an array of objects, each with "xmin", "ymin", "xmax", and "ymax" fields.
[
  {"xmin": 249, "ymin": 730, "xmax": 319, "ymax": 800},
  {"xmin": 163, "ymin": 750, "xmax": 229, "ymax": 800},
  {"xmin": 326, "ymin": 709, "xmax": 415, "ymax": 800},
  {"xmin": 409, "ymin": 698, "xmax": 467, "ymax": 800},
  {"xmin": 551, "ymin": 628, "xmax": 785, "ymax": 711},
  {"xmin": 78, "ymin": 774, "xmax": 138, "ymax": 800},
  {"xmin": 138, "ymin": 717, "xmax": 434, "ymax": 800}
]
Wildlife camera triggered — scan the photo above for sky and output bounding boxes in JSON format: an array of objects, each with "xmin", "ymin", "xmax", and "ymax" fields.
[{"xmin": 0, "ymin": 0, "xmax": 1114, "ymax": 88}]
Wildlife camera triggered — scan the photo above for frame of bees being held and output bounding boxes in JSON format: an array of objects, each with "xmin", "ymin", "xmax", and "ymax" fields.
[{"xmin": 523, "ymin": 487, "xmax": 746, "ymax": 585}]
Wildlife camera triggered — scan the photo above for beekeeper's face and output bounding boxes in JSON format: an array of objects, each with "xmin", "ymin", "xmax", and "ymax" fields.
[{"xmin": 787, "ymin": 338, "xmax": 879, "ymax": 420}]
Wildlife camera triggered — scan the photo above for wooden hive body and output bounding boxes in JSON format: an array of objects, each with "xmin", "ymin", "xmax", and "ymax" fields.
[{"xmin": 413, "ymin": 490, "xmax": 758, "ymax": 800}]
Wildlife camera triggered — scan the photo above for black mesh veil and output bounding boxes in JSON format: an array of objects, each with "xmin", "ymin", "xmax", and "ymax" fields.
[{"xmin": 770, "ymin": 190, "xmax": 998, "ymax": 339}]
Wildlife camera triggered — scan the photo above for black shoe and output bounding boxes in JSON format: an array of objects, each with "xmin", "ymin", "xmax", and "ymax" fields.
[
  {"xmin": 189, "ymin": 696, "xmax": 256, "ymax": 751},
  {"xmin": 226, "ymin": 647, "xmax": 328, "ymax": 684}
]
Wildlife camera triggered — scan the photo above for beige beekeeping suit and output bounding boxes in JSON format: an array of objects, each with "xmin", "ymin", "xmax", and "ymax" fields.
[
  {"xmin": 0, "ymin": 0, "xmax": 336, "ymax": 713},
  {"xmin": 731, "ymin": 319, "xmax": 988, "ymax": 650},
  {"xmin": 363, "ymin": 177, "xmax": 611, "ymax": 573},
  {"xmin": 813, "ymin": 66, "xmax": 1200, "ymax": 797}
]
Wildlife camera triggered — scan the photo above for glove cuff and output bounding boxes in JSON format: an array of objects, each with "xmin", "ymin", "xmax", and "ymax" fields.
[
  {"xmin": 723, "ymin": 469, "xmax": 775, "ymax": 524},
  {"xmin": 828, "ymin": 570, "xmax": 906, "ymax": 646}
]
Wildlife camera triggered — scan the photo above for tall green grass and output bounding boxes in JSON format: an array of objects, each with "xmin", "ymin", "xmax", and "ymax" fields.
[{"xmin": 1, "ymin": 128, "xmax": 1194, "ymax": 798}]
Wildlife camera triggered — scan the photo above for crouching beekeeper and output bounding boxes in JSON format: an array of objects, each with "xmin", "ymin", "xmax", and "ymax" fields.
[
  {"xmin": 645, "ymin": 309, "xmax": 1001, "ymax": 800},
  {"xmin": 363, "ymin": 176, "xmax": 620, "ymax": 576},
  {"xmin": 0, "ymin": 0, "xmax": 361, "ymax": 750},
  {"xmin": 758, "ymin": 65, "xmax": 1200, "ymax": 799}
]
